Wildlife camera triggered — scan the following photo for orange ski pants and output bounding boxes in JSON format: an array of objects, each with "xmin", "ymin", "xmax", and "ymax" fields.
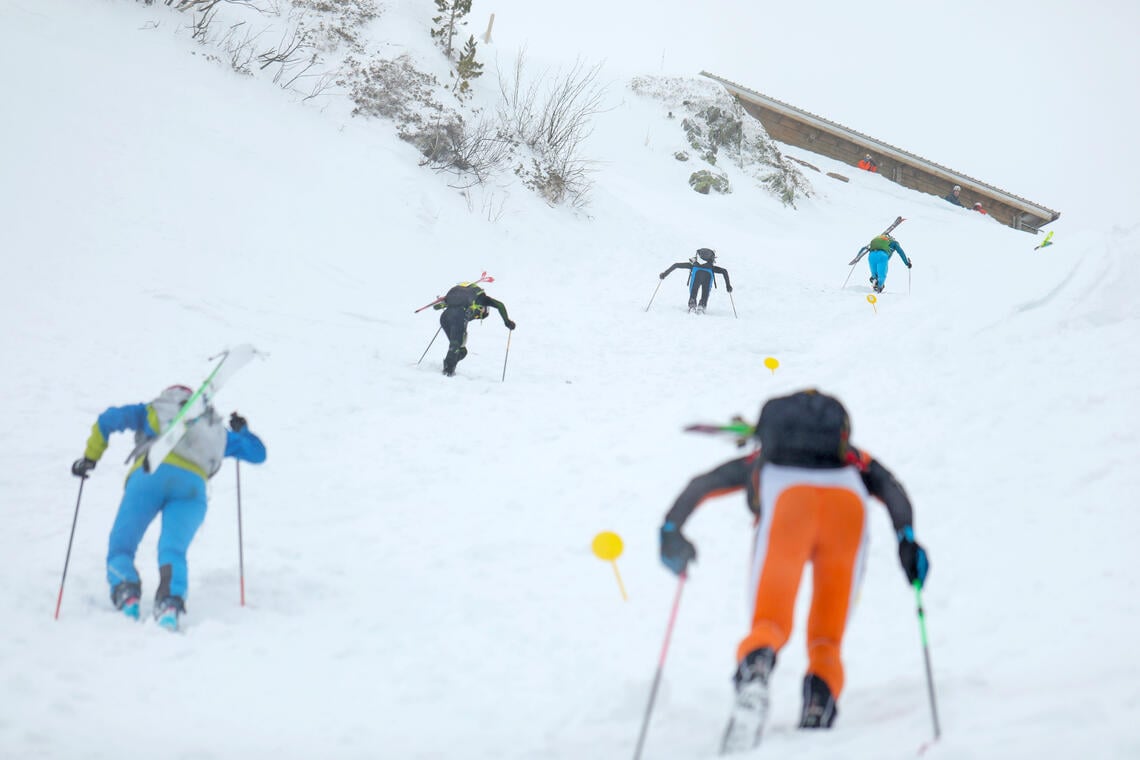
[{"xmin": 737, "ymin": 465, "xmax": 869, "ymax": 698}]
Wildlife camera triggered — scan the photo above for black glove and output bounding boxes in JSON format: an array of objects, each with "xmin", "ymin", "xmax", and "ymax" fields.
[
  {"xmin": 660, "ymin": 522, "xmax": 696, "ymax": 576},
  {"xmin": 906, "ymin": 260, "xmax": 913, "ymax": 269},
  {"xmin": 229, "ymin": 412, "xmax": 248, "ymax": 432},
  {"xmin": 726, "ymin": 285, "xmax": 734, "ymax": 293},
  {"xmin": 71, "ymin": 457, "xmax": 96, "ymax": 478},
  {"xmin": 505, "ymin": 319, "xmax": 517, "ymax": 330},
  {"xmin": 659, "ymin": 272, "xmax": 667, "ymax": 280},
  {"xmin": 897, "ymin": 527, "xmax": 930, "ymax": 587}
]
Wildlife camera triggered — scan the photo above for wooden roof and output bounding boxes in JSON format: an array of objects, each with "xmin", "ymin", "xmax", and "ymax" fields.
[{"xmin": 702, "ymin": 71, "xmax": 1060, "ymax": 232}]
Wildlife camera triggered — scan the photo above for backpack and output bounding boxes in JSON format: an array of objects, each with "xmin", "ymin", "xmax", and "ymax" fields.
[
  {"xmin": 443, "ymin": 284, "xmax": 484, "ymax": 308},
  {"xmin": 755, "ymin": 390, "xmax": 851, "ymax": 468},
  {"xmin": 869, "ymin": 235, "xmax": 892, "ymax": 253}
]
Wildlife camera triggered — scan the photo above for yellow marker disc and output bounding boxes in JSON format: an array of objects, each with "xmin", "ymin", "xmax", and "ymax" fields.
[
  {"xmin": 866, "ymin": 294, "xmax": 878, "ymax": 305},
  {"xmin": 763, "ymin": 357, "xmax": 779, "ymax": 372},
  {"xmin": 592, "ymin": 531, "xmax": 624, "ymax": 561}
]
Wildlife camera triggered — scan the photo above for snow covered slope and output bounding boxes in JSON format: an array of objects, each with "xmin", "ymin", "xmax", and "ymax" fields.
[{"xmin": 1, "ymin": 1, "xmax": 1138, "ymax": 759}]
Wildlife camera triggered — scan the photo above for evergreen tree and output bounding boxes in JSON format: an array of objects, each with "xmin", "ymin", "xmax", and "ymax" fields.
[
  {"xmin": 455, "ymin": 35, "xmax": 483, "ymax": 98},
  {"xmin": 430, "ymin": 0, "xmax": 472, "ymax": 60}
]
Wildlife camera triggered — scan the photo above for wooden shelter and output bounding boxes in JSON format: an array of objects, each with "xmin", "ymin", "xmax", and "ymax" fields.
[{"xmin": 701, "ymin": 72, "xmax": 1060, "ymax": 233}]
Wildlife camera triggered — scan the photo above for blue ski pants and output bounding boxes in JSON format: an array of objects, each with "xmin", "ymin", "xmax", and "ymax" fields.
[
  {"xmin": 868, "ymin": 250, "xmax": 889, "ymax": 286},
  {"xmin": 106, "ymin": 464, "xmax": 208, "ymax": 600}
]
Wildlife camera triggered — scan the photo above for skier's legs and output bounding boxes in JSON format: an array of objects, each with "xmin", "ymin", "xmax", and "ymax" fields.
[
  {"xmin": 106, "ymin": 469, "xmax": 163, "ymax": 593},
  {"xmin": 737, "ymin": 485, "xmax": 819, "ymax": 662},
  {"xmin": 868, "ymin": 251, "xmax": 889, "ymax": 287},
  {"xmin": 696, "ymin": 271, "xmax": 712, "ymax": 308},
  {"xmin": 440, "ymin": 308, "xmax": 469, "ymax": 371},
  {"xmin": 687, "ymin": 276, "xmax": 699, "ymax": 308},
  {"xmin": 155, "ymin": 467, "xmax": 209, "ymax": 600},
  {"xmin": 804, "ymin": 488, "xmax": 867, "ymax": 699}
]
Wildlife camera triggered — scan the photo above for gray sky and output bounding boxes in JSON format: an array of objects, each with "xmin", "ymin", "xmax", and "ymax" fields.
[{"xmin": 484, "ymin": 0, "xmax": 1140, "ymax": 228}]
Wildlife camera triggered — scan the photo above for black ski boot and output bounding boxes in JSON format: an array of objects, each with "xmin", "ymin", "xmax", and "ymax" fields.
[
  {"xmin": 798, "ymin": 673, "xmax": 838, "ymax": 729},
  {"xmin": 111, "ymin": 581, "xmax": 142, "ymax": 620},
  {"xmin": 153, "ymin": 564, "xmax": 184, "ymax": 631},
  {"xmin": 720, "ymin": 647, "xmax": 777, "ymax": 754}
]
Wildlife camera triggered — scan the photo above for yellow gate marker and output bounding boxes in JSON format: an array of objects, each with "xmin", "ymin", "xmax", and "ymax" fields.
[
  {"xmin": 763, "ymin": 357, "xmax": 779, "ymax": 375},
  {"xmin": 592, "ymin": 531, "xmax": 628, "ymax": 601},
  {"xmin": 866, "ymin": 294, "xmax": 878, "ymax": 314}
]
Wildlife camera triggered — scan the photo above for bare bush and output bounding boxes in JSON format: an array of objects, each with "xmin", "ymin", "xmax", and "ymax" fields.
[
  {"xmin": 497, "ymin": 53, "xmax": 605, "ymax": 206},
  {"xmin": 423, "ymin": 115, "xmax": 515, "ymax": 183},
  {"xmin": 290, "ymin": 0, "xmax": 378, "ymax": 53}
]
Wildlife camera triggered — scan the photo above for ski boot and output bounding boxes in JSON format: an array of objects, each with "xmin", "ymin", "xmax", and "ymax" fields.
[
  {"xmin": 797, "ymin": 673, "xmax": 838, "ymax": 729},
  {"xmin": 720, "ymin": 647, "xmax": 776, "ymax": 754},
  {"xmin": 111, "ymin": 581, "xmax": 142, "ymax": 620},
  {"xmin": 695, "ymin": 305, "xmax": 706, "ymax": 315},
  {"xmin": 687, "ymin": 297, "xmax": 697, "ymax": 313},
  {"xmin": 154, "ymin": 596, "xmax": 186, "ymax": 632}
]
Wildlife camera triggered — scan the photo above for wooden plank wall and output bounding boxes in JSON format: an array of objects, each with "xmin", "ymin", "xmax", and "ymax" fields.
[{"xmin": 738, "ymin": 100, "xmax": 1038, "ymax": 230}]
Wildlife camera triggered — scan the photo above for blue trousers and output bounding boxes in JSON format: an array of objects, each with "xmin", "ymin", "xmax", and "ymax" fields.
[
  {"xmin": 868, "ymin": 250, "xmax": 889, "ymax": 286},
  {"xmin": 106, "ymin": 464, "xmax": 208, "ymax": 600}
]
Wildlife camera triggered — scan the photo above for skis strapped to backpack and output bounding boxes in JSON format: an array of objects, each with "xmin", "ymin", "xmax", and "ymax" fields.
[
  {"xmin": 414, "ymin": 272, "xmax": 495, "ymax": 313},
  {"xmin": 848, "ymin": 216, "xmax": 905, "ymax": 264},
  {"xmin": 139, "ymin": 345, "xmax": 260, "ymax": 472},
  {"xmin": 684, "ymin": 417, "xmax": 756, "ymax": 448}
]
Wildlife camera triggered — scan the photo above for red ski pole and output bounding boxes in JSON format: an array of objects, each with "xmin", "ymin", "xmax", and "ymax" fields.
[
  {"xmin": 54, "ymin": 476, "xmax": 87, "ymax": 620},
  {"xmin": 632, "ymin": 573, "xmax": 687, "ymax": 760}
]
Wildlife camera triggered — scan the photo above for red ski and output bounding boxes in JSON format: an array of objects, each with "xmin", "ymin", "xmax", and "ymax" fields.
[{"xmin": 414, "ymin": 272, "xmax": 495, "ymax": 313}]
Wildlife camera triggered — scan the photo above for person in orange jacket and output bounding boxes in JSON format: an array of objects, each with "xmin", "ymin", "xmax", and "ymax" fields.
[
  {"xmin": 856, "ymin": 153, "xmax": 878, "ymax": 172},
  {"xmin": 658, "ymin": 389, "xmax": 930, "ymax": 753}
]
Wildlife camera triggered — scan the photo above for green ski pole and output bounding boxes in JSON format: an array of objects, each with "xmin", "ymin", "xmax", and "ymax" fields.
[{"xmin": 914, "ymin": 581, "xmax": 941, "ymax": 741}]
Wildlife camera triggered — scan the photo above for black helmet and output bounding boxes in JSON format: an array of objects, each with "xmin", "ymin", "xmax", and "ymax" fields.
[{"xmin": 696, "ymin": 248, "xmax": 716, "ymax": 263}]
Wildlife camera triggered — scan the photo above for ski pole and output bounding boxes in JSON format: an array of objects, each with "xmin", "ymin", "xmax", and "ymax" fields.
[
  {"xmin": 644, "ymin": 280, "xmax": 664, "ymax": 312},
  {"xmin": 54, "ymin": 476, "xmax": 88, "ymax": 620},
  {"xmin": 501, "ymin": 330, "xmax": 512, "ymax": 382},
  {"xmin": 632, "ymin": 572, "xmax": 687, "ymax": 760},
  {"xmin": 236, "ymin": 460, "xmax": 246, "ymax": 606},
  {"xmin": 728, "ymin": 291, "xmax": 739, "ymax": 319},
  {"xmin": 908, "ymin": 266, "xmax": 912, "ymax": 295},
  {"xmin": 417, "ymin": 327, "xmax": 442, "ymax": 365},
  {"xmin": 841, "ymin": 262, "xmax": 858, "ymax": 289},
  {"xmin": 913, "ymin": 581, "xmax": 941, "ymax": 741}
]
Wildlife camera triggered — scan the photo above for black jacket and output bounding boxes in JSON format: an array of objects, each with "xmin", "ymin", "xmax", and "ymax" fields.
[
  {"xmin": 661, "ymin": 260, "xmax": 733, "ymax": 290},
  {"xmin": 664, "ymin": 448, "xmax": 914, "ymax": 533}
]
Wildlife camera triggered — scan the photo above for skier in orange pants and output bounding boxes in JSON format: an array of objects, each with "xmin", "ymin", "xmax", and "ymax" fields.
[{"xmin": 658, "ymin": 390, "xmax": 929, "ymax": 753}]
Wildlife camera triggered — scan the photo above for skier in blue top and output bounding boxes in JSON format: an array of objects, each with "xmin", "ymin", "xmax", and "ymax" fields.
[
  {"xmin": 71, "ymin": 385, "xmax": 266, "ymax": 629},
  {"xmin": 660, "ymin": 248, "xmax": 733, "ymax": 314},
  {"xmin": 856, "ymin": 234, "xmax": 912, "ymax": 293}
]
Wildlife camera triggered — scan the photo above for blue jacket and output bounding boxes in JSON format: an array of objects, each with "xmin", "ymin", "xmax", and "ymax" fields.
[
  {"xmin": 887, "ymin": 240, "xmax": 912, "ymax": 267},
  {"xmin": 84, "ymin": 402, "xmax": 266, "ymax": 480}
]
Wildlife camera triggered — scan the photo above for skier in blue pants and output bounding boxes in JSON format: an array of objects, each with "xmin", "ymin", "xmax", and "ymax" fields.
[
  {"xmin": 864, "ymin": 234, "xmax": 912, "ymax": 293},
  {"xmin": 71, "ymin": 385, "xmax": 266, "ymax": 629}
]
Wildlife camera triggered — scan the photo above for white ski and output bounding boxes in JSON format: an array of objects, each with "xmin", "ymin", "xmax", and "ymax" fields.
[{"xmin": 142, "ymin": 344, "xmax": 259, "ymax": 472}]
